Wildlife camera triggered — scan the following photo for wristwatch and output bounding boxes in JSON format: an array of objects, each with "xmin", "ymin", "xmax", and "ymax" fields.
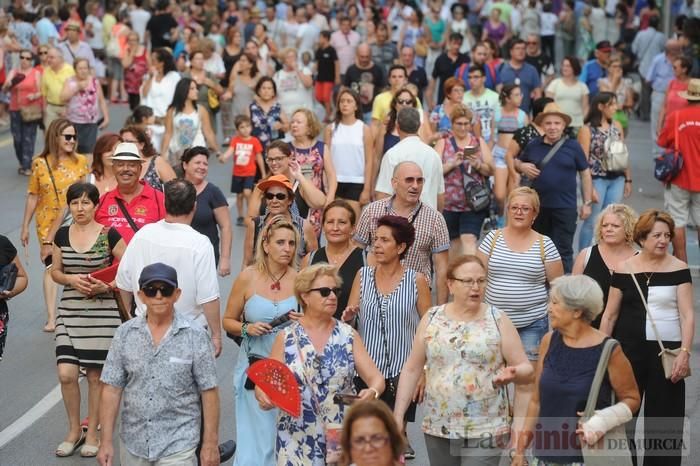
[{"xmin": 584, "ymin": 200, "xmax": 593, "ymax": 207}]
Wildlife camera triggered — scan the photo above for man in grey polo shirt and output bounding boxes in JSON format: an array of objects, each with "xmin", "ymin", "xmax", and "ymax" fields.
[{"xmin": 98, "ymin": 263, "xmax": 219, "ymax": 466}]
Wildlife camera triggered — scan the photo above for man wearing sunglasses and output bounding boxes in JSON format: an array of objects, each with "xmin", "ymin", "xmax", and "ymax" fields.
[{"xmin": 99, "ymin": 263, "xmax": 220, "ymax": 466}]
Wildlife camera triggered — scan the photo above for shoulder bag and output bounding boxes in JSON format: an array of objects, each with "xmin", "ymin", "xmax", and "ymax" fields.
[
  {"xmin": 0, "ymin": 262, "xmax": 18, "ymax": 293},
  {"xmin": 628, "ymin": 266, "xmax": 690, "ymax": 380},
  {"xmin": 520, "ymin": 135, "xmax": 568, "ymax": 187},
  {"xmin": 601, "ymin": 126, "xmax": 629, "ymax": 173},
  {"xmin": 43, "ymin": 157, "xmax": 72, "ymax": 227},
  {"xmin": 580, "ymin": 338, "xmax": 633, "ymax": 466},
  {"xmin": 654, "ymin": 112, "xmax": 684, "ymax": 184},
  {"xmin": 449, "ymin": 137, "xmax": 491, "ymax": 212}
]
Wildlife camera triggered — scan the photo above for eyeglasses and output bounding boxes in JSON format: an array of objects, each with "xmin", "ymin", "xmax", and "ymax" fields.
[
  {"xmin": 265, "ymin": 192, "xmax": 288, "ymax": 201},
  {"xmin": 451, "ymin": 277, "xmax": 487, "ymax": 288},
  {"xmin": 396, "ymin": 98, "xmax": 413, "ymax": 105},
  {"xmin": 122, "ymin": 139, "xmax": 138, "ymax": 143},
  {"xmin": 350, "ymin": 434, "xmax": 390, "ymax": 450},
  {"xmin": 39, "ymin": 51, "xmax": 48, "ymax": 55},
  {"xmin": 142, "ymin": 283, "xmax": 176, "ymax": 297},
  {"xmin": 62, "ymin": 134, "xmax": 77, "ymax": 141},
  {"xmin": 267, "ymin": 156, "xmax": 288, "ymax": 164},
  {"xmin": 309, "ymin": 287, "xmax": 341, "ymax": 297},
  {"xmin": 20, "ymin": 56, "xmax": 32, "ymax": 60},
  {"xmin": 509, "ymin": 205, "xmax": 532, "ymax": 214}
]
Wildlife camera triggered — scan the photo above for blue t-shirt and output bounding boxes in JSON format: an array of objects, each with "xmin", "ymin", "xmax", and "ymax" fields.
[
  {"xmin": 498, "ymin": 62, "xmax": 541, "ymax": 113},
  {"xmin": 579, "ymin": 59, "xmax": 606, "ymax": 96},
  {"xmin": 520, "ymin": 136, "xmax": 588, "ymax": 209}
]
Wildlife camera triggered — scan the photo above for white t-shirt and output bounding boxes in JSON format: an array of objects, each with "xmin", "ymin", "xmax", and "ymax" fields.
[
  {"xmin": 296, "ymin": 22, "xmax": 320, "ymax": 57},
  {"xmin": 116, "ymin": 220, "xmax": 219, "ymax": 326},
  {"xmin": 539, "ymin": 12, "xmax": 558, "ymax": 36},
  {"xmin": 129, "ymin": 8, "xmax": 152, "ymax": 44},
  {"xmin": 85, "ymin": 14, "xmax": 104, "ymax": 50},
  {"xmin": 204, "ymin": 54, "xmax": 226, "ymax": 77},
  {"xmin": 274, "ymin": 67, "xmax": 313, "ymax": 114},
  {"xmin": 375, "ymin": 136, "xmax": 445, "ymax": 211}
]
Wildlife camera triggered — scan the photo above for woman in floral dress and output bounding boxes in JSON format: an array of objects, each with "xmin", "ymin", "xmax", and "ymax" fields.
[
  {"xmin": 393, "ymin": 255, "xmax": 532, "ymax": 466},
  {"xmin": 250, "ymin": 77, "xmax": 288, "ymax": 152},
  {"xmin": 255, "ymin": 264, "xmax": 384, "ymax": 466}
]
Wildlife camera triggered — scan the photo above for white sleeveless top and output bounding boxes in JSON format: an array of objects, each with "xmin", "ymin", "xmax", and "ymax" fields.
[{"xmin": 330, "ymin": 119, "xmax": 365, "ymax": 184}]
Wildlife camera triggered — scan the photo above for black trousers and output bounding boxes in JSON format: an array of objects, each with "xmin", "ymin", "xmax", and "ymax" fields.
[
  {"xmin": 623, "ymin": 340, "xmax": 686, "ymax": 466},
  {"xmin": 533, "ymin": 207, "xmax": 577, "ymax": 273}
]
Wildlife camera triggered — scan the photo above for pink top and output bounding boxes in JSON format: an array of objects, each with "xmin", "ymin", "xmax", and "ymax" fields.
[
  {"xmin": 665, "ymin": 79, "xmax": 690, "ymax": 117},
  {"xmin": 330, "ymin": 30, "xmax": 361, "ymax": 75},
  {"xmin": 65, "ymin": 76, "xmax": 100, "ymax": 124},
  {"xmin": 9, "ymin": 67, "xmax": 43, "ymax": 111}
]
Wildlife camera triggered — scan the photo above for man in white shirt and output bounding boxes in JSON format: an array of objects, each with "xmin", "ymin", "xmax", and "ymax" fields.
[
  {"xmin": 129, "ymin": 0, "xmax": 152, "ymax": 44},
  {"xmin": 116, "ymin": 179, "xmax": 223, "ymax": 356},
  {"xmin": 375, "ymin": 107, "xmax": 445, "ymax": 211},
  {"xmin": 295, "ymin": 8, "xmax": 320, "ymax": 58}
]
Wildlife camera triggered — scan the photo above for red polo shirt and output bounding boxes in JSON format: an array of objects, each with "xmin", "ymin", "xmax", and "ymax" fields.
[
  {"xmin": 658, "ymin": 105, "xmax": 700, "ymax": 192},
  {"xmin": 95, "ymin": 181, "xmax": 165, "ymax": 243}
]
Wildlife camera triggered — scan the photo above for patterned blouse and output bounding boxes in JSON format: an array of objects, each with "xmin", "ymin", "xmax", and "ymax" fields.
[
  {"xmin": 276, "ymin": 321, "xmax": 355, "ymax": 466},
  {"xmin": 291, "ymin": 140, "xmax": 325, "ymax": 234},
  {"xmin": 422, "ymin": 304, "xmax": 510, "ymax": 439},
  {"xmin": 587, "ymin": 125, "xmax": 624, "ymax": 177},
  {"xmin": 250, "ymin": 101, "xmax": 283, "ymax": 150},
  {"xmin": 441, "ymin": 134, "xmax": 485, "ymax": 212},
  {"xmin": 27, "ymin": 154, "xmax": 89, "ymax": 241},
  {"xmin": 65, "ymin": 77, "xmax": 100, "ymax": 124}
]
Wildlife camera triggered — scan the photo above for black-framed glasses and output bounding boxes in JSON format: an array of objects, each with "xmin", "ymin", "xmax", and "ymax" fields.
[
  {"xmin": 267, "ymin": 156, "xmax": 288, "ymax": 164},
  {"xmin": 309, "ymin": 287, "xmax": 341, "ymax": 297},
  {"xmin": 350, "ymin": 434, "xmax": 390, "ymax": 450},
  {"xmin": 265, "ymin": 192, "xmax": 288, "ymax": 201},
  {"xmin": 62, "ymin": 134, "xmax": 77, "ymax": 141},
  {"xmin": 142, "ymin": 283, "xmax": 176, "ymax": 298}
]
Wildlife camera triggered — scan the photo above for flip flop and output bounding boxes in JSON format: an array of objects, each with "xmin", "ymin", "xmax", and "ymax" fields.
[
  {"xmin": 80, "ymin": 442, "xmax": 100, "ymax": 457},
  {"xmin": 55, "ymin": 432, "xmax": 85, "ymax": 457}
]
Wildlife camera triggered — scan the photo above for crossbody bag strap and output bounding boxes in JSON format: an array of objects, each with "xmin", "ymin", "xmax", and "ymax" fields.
[
  {"xmin": 115, "ymin": 198, "xmax": 140, "ymax": 233},
  {"xmin": 538, "ymin": 135, "xmax": 568, "ymax": 170},
  {"xmin": 488, "ymin": 229, "xmax": 502, "ymax": 259},
  {"xmin": 583, "ymin": 338, "xmax": 618, "ymax": 420},
  {"xmin": 488, "ymin": 305, "xmax": 512, "ymax": 416},
  {"xmin": 43, "ymin": 156, "xmax": 61, "ymax": 203},
  {"xmin": 627, "ymin": 264, "xmax": 667, "ymax": 355}
]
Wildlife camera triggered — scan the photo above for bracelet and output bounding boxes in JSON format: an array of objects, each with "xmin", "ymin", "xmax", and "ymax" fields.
[
  {"xmin": 367, "ymin": 387, "xmax": 380, "ymax": 399},
  {"xmin": 241, "ymin": 322, "xmax": 249, "ymax": 339},
  {"xmin": 680, "ymin": 347, "xmax": 691, "ymax": 354},
  {"xmin": 42, "ymin": 241, "xmax": 52, "ymax": 245},
  {"xmin": 625, "ymin": 179, "xmax": 632, "ymax": 183}
]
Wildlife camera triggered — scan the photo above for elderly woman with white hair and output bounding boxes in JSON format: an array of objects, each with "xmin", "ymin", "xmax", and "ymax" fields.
[
  {"xmin": 572, "ymin": 203, "xmax": 638, "ymax": 327},
  {"xmin": 512, "ymin": 275, "xmax": 640, "ymax": 466}
]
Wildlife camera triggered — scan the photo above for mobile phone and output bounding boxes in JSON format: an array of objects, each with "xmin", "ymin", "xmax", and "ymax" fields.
[
  {"xmin": 269, "ymin": 311, "xmax": 293, "ymax": 328},
  {"xmin": 333, "ymin": 393, "xmax": 361, "ymax": 405},
  {"xmin": 463, "ymin": 145, "xmax": 479, "ymax": 156}
]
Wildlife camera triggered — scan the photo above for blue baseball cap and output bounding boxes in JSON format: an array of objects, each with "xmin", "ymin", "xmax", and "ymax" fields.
[{"xmin": 138, "ymin": 263, "xmax": 178, "ymax": 288}]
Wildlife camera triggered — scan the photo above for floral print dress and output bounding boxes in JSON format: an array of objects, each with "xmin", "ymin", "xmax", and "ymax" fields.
[
  {"xmin": 422, "ymin": 304, "xmax": 510, "ymax": 439},
  {"xmin": 291, "ymin": 141, "xmax": 325, "ymax": 235},
  {"xmin": 276, "ymin": 321, "xmax": 355, "ymax": 466},
  {"xmin": 250, "ymin": 101, "xmax": 283, "ymax": 150}
]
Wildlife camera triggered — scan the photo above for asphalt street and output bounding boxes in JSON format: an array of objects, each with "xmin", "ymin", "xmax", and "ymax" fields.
[{"xmin": 0, "ymin": 103, "xmax": 697, "ymax": 466}]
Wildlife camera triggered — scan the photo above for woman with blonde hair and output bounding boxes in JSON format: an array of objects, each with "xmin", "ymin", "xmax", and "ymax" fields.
[
  {"xmin": 223, "ymin": 217, "xmax": 301, "ymax": 465},
  {"xmin": 476, "ymin": 187, "xmax": 563, "ymax": 433},
  {"xmin": 573, "ymin": 203, "xmax": 638, "ymax": 326},
  {"xmin": 20, "ymin": 118, "xmax": 89, "ymax": 332},
  {"xmin": 256, "ymin": 263, "xmax": 384, "ymax": 465}
]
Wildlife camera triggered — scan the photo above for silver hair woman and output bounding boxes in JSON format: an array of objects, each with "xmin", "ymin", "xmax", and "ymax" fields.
[{"xmin": 513, "ymin": 275, "xmax": 640, "ymax": 466}]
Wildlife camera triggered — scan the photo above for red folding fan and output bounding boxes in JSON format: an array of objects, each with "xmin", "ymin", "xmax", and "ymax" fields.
[{"xmin": 247, "ymin": 358, "xmax": 301, "ymax": 417}]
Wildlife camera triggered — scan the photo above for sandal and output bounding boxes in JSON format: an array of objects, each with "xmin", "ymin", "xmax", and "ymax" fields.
[
  {"xmin": 80, "ymin": 442, "xmax": 100, "ymax": 457},
  {"xmin": 55, "ymin": 432, "xmax": 85, "ymax": 457}
]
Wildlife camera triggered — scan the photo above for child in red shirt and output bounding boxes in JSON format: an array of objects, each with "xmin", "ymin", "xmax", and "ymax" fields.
[{"xmin": 219, "ymin": 115, "xmax": 265, "ymax": 225}]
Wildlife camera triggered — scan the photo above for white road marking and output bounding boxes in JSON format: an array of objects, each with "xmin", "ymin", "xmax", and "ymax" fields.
[
  {"xmin": 0, "ymin": 136, "xmax": 12, "ymax": 148},
  {"xmin": 0, "ymin": 383, "xmax": 68, "ymax": 449}
]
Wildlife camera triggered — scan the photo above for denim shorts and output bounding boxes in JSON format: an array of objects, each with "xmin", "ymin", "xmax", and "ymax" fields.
[
  {"xmin": 492, "ymin": 144, "xmax": 508, "ymax": 169},
  {"xmin": 517, "ymin": 315, "xmax": 549, "ymax": 361},
  {"xmin": 443, "ymin": 210, "xmax": 488, "ymax": 240}
]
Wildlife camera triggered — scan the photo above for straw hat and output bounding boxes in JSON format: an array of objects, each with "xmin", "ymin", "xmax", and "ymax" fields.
[
  {"xmin": 534, "ymin": 102, "xmax": 572, "ymax": 127},
  {"xmin": 678, "ymin": 79, "xmax": 700, "ymax": 101}
]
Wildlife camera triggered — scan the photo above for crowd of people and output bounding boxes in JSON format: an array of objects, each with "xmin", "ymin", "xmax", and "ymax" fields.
[{"xmin": 0, "ymin": 0, "xmax": 698, "ymax": 465}]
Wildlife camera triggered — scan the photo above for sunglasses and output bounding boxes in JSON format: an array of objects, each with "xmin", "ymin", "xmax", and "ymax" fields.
[
  {"xmin": 142, "ymin": 283, "xmax": 176, "ymax": 298},
  {"xmin": 265, "ymin": 192, "xmax": 288, "ymax": 201},
  {"xmin": 62, "ymin": 134, "xmax": 77, "ymax": 141},
  {"xmin": 397, "ymin": 99, "xmax": 413, "ymax": 105},
  {"xmin": 310, "ymin": 287, "xmax": 341, "ymax": 297},
  {"xmin": 20, "ymin": 56, "xmax": 33, "ymax": 60}
]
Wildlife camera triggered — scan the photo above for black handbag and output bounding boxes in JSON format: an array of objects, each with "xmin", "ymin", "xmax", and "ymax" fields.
[
  {"xmin": 0, "ymin": 263, "xmax": 18, "ymax": 293},
  {"xmin": 244, "ymin": 354, "xmax": 264, "ymax": 390}
]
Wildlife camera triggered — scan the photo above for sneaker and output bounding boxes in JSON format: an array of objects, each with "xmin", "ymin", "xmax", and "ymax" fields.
[
  {"xmin": 236, "ymin": 216, "xmax": 244, "ymax": 226},
  {"xmin": 404, "ymin": 443, "xmax": 416, "ymax": 459}
]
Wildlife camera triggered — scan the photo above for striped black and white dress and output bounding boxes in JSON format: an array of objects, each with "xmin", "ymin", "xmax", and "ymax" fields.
[
  {"xmin": 479, "ymin": 229, "xmax": 561, "ymax": 328},
  {"xmin": 55, "ymin": 225, "xmax": 122, "ymax": 368},
  {"xmin": 357, "ymin": 267, "xmax": 420, "ymax": 378}
]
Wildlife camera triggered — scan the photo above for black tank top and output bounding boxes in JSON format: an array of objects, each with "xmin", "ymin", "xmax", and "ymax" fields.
[
  {"xmin": 310, "ymin": 247, "xmax": 365, "ymax": 320},
  {"xmin": 583, "ymin": 245, "xmax": 612, "ymax": 329}
]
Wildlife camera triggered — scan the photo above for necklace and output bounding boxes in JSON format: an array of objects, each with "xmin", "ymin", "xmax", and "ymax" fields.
[
  {"xmin": 325, "ymin": 245, "xmax": 352, "ymax": 265},
  {"xmin": 643, "ymin": 271, "xmax": 654, "ymax": 286},
  {"xmin": 267, "ymin": 266, "xmax": 288, "ymax": 291}
]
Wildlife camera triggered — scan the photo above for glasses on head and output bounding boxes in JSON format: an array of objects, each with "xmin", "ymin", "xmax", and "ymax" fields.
[
  {"xmin": 309, "ymin": 287, "xmax": 341, "ymax": 297},
  {"xmin": 351, "ymin": 434, "xmax": 390, "ymax": 450},
  {"xmin": 452, "ymin": 277, "xmax": 487, "ymax": 288},
  {"xmin": 62, "ymin": 133, "xmax": 77, "ymax": 141},
  {"xmin": 265, "ymin": 192, "xmax": 288, "ymax": 201},
  {"xmin": 396, "ymin": 98, "xmax": 413, "ymax": 105},
  {"xmin": 20, "ymin": 55, "xmax": 32, "ymax": 60},
  {"xmin": 267, "ymin": 156, "xmax": 288, "ymax": 164},
  {"xmin": 142, "ymin": 283, "xmax": 176, "ymax": 298},
  {"xmin": 509, "ymin": 205, "xmax": 532, "ymax": 214}
]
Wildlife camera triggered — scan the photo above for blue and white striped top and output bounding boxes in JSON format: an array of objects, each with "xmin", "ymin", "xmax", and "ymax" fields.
[{"xmin": 357, "ymin": 267, "xmax": 420, "ymax": 378}]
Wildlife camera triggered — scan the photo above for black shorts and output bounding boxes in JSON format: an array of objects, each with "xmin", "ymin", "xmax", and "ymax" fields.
[
  {"xmin": 443, "ymin": 210, "xmax": 488, "ymax": 240},
  {"xmin": 231, "ymin": 175, "xmax": 255, "ymax": 193},
  {"xmin": 336, "ymin": 182, "xmax": 364, "ymax": 201}
]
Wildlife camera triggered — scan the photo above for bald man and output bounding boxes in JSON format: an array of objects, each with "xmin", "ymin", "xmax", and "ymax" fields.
[
  {"xmin": 343, "ymin": 43, "xmax": 386, "ymax": 122},
  {"xmin": 647, "ymin": 39, "xmax": 683, "ymax": 155}
]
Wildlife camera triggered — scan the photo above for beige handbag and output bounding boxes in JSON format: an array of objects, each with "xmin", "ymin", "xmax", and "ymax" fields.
[{"xmin": 628, "ymin": 267, "xmax": 690, "ymax": 380}]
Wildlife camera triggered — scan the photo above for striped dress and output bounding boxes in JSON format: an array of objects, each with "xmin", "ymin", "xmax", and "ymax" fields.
[
  {"xmin": 55, "ymin": 225, "xmax": 122, "ymax": 368},
  {"xmin": 357, "ymin": 267, "xmax": 420, "ymax": 378}
]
